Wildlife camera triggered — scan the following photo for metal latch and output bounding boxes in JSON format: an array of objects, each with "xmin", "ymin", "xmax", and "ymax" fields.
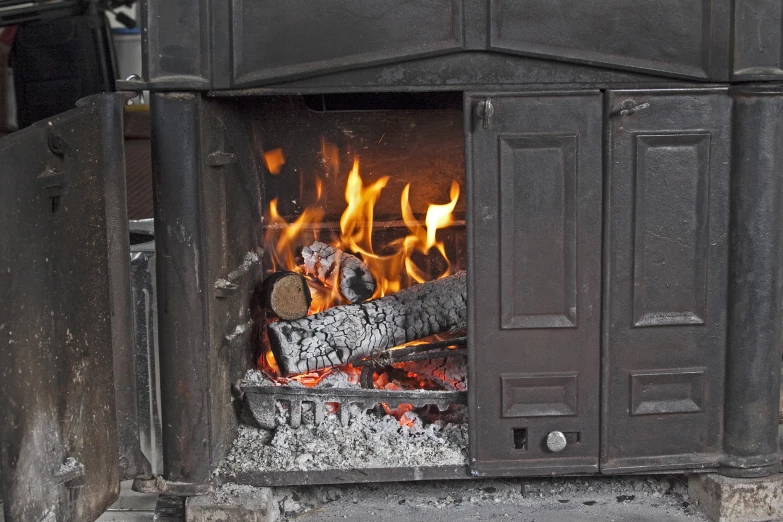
[
  {"xmin": 477, "ymin": 98, "xmax": 494, "ymax": 129},
  {"xmin": 614, "ymin": 99, "xmax": 651, "ymax": 117}
]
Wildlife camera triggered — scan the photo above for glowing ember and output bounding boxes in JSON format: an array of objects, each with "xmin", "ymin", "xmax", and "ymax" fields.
[{"xmin": 263, "ymin": 148, "xmax": 286, "ymax": 175}]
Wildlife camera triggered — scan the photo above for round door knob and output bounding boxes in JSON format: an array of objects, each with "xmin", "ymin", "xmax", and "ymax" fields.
[{"xmin": 546, "ymin": 431, "xmax": 567, "ymax": 453}]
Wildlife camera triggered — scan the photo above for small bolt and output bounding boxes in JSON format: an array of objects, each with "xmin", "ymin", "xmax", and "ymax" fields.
[{"xmin": 47, "ymin": 134, "xmax": 66, "ymax": 156}]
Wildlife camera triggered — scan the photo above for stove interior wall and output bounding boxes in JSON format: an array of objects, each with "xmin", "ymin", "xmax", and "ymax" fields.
[{"xmin": 250, "ymin": 93, "xmax": 467, "ymax": 281}]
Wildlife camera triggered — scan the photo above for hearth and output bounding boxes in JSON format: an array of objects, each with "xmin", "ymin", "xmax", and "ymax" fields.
[{"xmin": 3, "ymin": 1, "xmax": 783, "ymax": 521}]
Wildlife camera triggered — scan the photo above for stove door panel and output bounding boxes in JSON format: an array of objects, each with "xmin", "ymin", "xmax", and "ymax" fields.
[
  {"xmin": 0, "ymin": 94, "xmax": 130, "ymax": 521},
  {"xmin": 488, "ymin": 0, "xmax": 731, "ymax": 81},
  {"xmin": 230, "ymin": 0, "xmax": 464, "ymax": 86},
  {"xmin": 465, "ymin": 92, "xmax": 603, "ymax": 475},
  {"xmin": 602, "ymin": 89, "xmax": 731, "ymax": 472}
]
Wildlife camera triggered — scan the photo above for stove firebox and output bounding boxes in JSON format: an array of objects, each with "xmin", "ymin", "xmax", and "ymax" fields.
[{"xmin": 3, "ymin": 0, "xmax": 783, "ymax": 520}]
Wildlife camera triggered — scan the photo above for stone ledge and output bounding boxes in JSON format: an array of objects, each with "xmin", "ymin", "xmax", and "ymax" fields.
[
  {"xmin": 186, "ymin": 484, "xmax": 278, "ymax": 522},
  {"xmin": 689, "ymin": 473, "xmax": 783, "ymax": 522}
]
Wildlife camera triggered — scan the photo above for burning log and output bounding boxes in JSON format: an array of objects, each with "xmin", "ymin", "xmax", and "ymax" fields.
[
  {"xmin": 268, "ymin": 271, "xmax": 466, "ymax": 375},
  {"xmin": 262, "ymin": 271, "xmax": 312, "ymax": 320},
  {"xmin": 298, "ymin": 241, "xmax": 376, "ymax": 304}
]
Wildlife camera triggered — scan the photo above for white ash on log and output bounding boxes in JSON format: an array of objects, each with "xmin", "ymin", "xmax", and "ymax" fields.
[
  {"xmin": 268, "ymin": 271, "xmax": 466, "ymax": 376},
  {"xmin": 262, "ymin": 271, "xmax": 312, "ymax": 320},
  {"xmin": 298, "ymin": 242, "xmax": 376, "ymax": 304}
]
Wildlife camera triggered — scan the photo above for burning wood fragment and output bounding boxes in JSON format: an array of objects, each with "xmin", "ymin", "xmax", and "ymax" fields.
[
  {"xmin": 262, "ymin": 271, "xmax": 312, "ymax": 320},
  {"xmin": 298, "ymin": 241, "xmax": 376, "ymax": 304},
  {"xmin": 267, "ymin": 271, "xmax": 466, "ymax": 376}
]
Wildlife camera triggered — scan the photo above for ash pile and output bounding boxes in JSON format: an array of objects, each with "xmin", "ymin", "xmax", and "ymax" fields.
[{"xmin": 220, "ymin": 366, "xmax": 468, "ymax": 476}]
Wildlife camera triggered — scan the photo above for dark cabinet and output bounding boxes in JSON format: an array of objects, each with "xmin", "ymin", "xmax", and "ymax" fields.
[{"xmin": 465, "ymin": 92, "xmax": 603, "ymax": 475}]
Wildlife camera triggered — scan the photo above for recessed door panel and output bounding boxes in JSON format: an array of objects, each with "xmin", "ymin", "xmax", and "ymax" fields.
[
  {"xmin": 231, "ymin": 0, "xmax": 464, "ymax": 85},
  {"xmin": 489, "ymin": 0, "xmax": 731, "ymax": 80},
  {"xmin": 466, "ymin": 92, "xmax": 602, "ymax": 475},
  {"xmin": 602, "ymin": 89, "xmax": 731, "ymax": 472}
]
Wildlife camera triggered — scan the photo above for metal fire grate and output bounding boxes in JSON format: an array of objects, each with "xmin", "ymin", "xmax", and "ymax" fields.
[{"xmin": 241, "ymin": 385, "xmax": 466, "ymax": 430}]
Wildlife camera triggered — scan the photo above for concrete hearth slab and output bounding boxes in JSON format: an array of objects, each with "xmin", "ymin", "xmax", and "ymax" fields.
[
  {"xmin": 689, "ymin": 473, "xmax": 783, "ymax": 522},
  {"xmin": 277, "ymin": 476, "xmax": 706, "ymax": 521},
  {"xmin": 185, "ymin": 484, "xmax": 278, "ymax": 522}
]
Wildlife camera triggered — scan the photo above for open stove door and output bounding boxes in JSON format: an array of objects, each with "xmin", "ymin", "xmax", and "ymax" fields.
[
  {"xmin": 0, "ymin": 93, "xmax": 133, "ymax": 522},
  {"xmin": 465, "ymin": 91, "xmax": 603, "ymax": 475}
]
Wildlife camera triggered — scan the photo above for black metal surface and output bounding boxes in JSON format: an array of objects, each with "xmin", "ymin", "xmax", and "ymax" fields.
[
  {"xmin": 721, "ymin": 84, "xmax": 783, "ymax": 477},
  {"xmin": 151, "ymin": 92, "xmax": 212, "ymax": 483},
  {"xmin": 733, "ymin": 0, "xmax": 783, "ymax": 80},
  {"xmin": 0, "ymin": 93, "xmax": 128, "ymax": 521},
  {"xmin": 152, "ymin": 92, "xmax": 263, "ymax": 485},
  {"xmin": 602, "ymin": 89, "xmax": 731, "ymax": 473},
  {"xmin": 137, "ymin": 0, "xmax": 783, "ymax": 89},
  {"xmin": 466, "ymin": 91, "xmax": 603, "ymax": 476},
  {"xmin": 142, "ymin": 0, "xmax": 211, "ymax": 90}
]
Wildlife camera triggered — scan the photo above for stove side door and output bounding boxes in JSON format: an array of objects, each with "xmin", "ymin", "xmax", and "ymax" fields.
[
  {"xmin": 602, "ymin": 89, "xmax": 731, "ymax": 472},
  {"xmin": 0, "ymin": 93, "xmax": 129, "ymax": 522},
  {"xmin": 465, "ymin": 91, "xmax": 603, "ymax": 475}
]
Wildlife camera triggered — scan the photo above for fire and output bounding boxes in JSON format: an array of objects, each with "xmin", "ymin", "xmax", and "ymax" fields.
[
  {"xmin": 401, "ymin": 180, "xmax": 459, "ymax": 283},
  {"xmin": 260, "ymin": 143, "xmax": 460, "ymax": 387},
  {"xmin": 265, "ymin": 198, "xmax": 324, "ymax": 272},
  {"xmin": 263, "ymin": 148, "xmax": 286, "ymax": 174}
]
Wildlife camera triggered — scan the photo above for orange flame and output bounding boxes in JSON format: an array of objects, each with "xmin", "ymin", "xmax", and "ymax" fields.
[
  {"xmin": 263, "ymin": 148, "xmax": 286, "ymax": 175},
  {"xmin": 264, "ymin": 198, "xmax": 324, "ymax": 272},
  {"xmin": 401, "ymin": 180, "xmax": 460, "ymax": 283},
  {"xmin": 260, "ymin": 145, "xmax": 461, "ymax": 383}
]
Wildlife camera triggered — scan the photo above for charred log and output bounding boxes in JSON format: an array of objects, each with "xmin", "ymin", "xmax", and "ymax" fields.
[
  {"xmin": 298, "ymin": 241, "xmax": 376, "ymax": 304},
  {"xmin": 262, "ymin": 271, "xmax": 312, "ymax": 320},
  {"xmin": 268, "ymin": 271, "xmax": 466, "ymax": 375}
]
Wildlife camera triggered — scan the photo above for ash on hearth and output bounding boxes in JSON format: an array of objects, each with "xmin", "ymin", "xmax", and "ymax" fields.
[{"xmin": 218, "ymin": 405, "xmax": 467, "ymax": 474}]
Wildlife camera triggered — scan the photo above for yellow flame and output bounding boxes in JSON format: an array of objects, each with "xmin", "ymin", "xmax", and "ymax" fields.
[
  {"xmin": 339, "ymin": 158, "xmax": 389, "ymax": 254},
  {"xmin": 425, "ymin": 181, "xmax": 459, "ymax": 249},
  {"xmin": 262, "ymin": 150, "xmax": 461, "ymax": 362},
  {"xmin": 399, "ymin": 181, "xmax": 460, "ymax": 282},
  {"xmin": 264, "ymin": 198, "xmax": 324, "ymax": 272}
]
